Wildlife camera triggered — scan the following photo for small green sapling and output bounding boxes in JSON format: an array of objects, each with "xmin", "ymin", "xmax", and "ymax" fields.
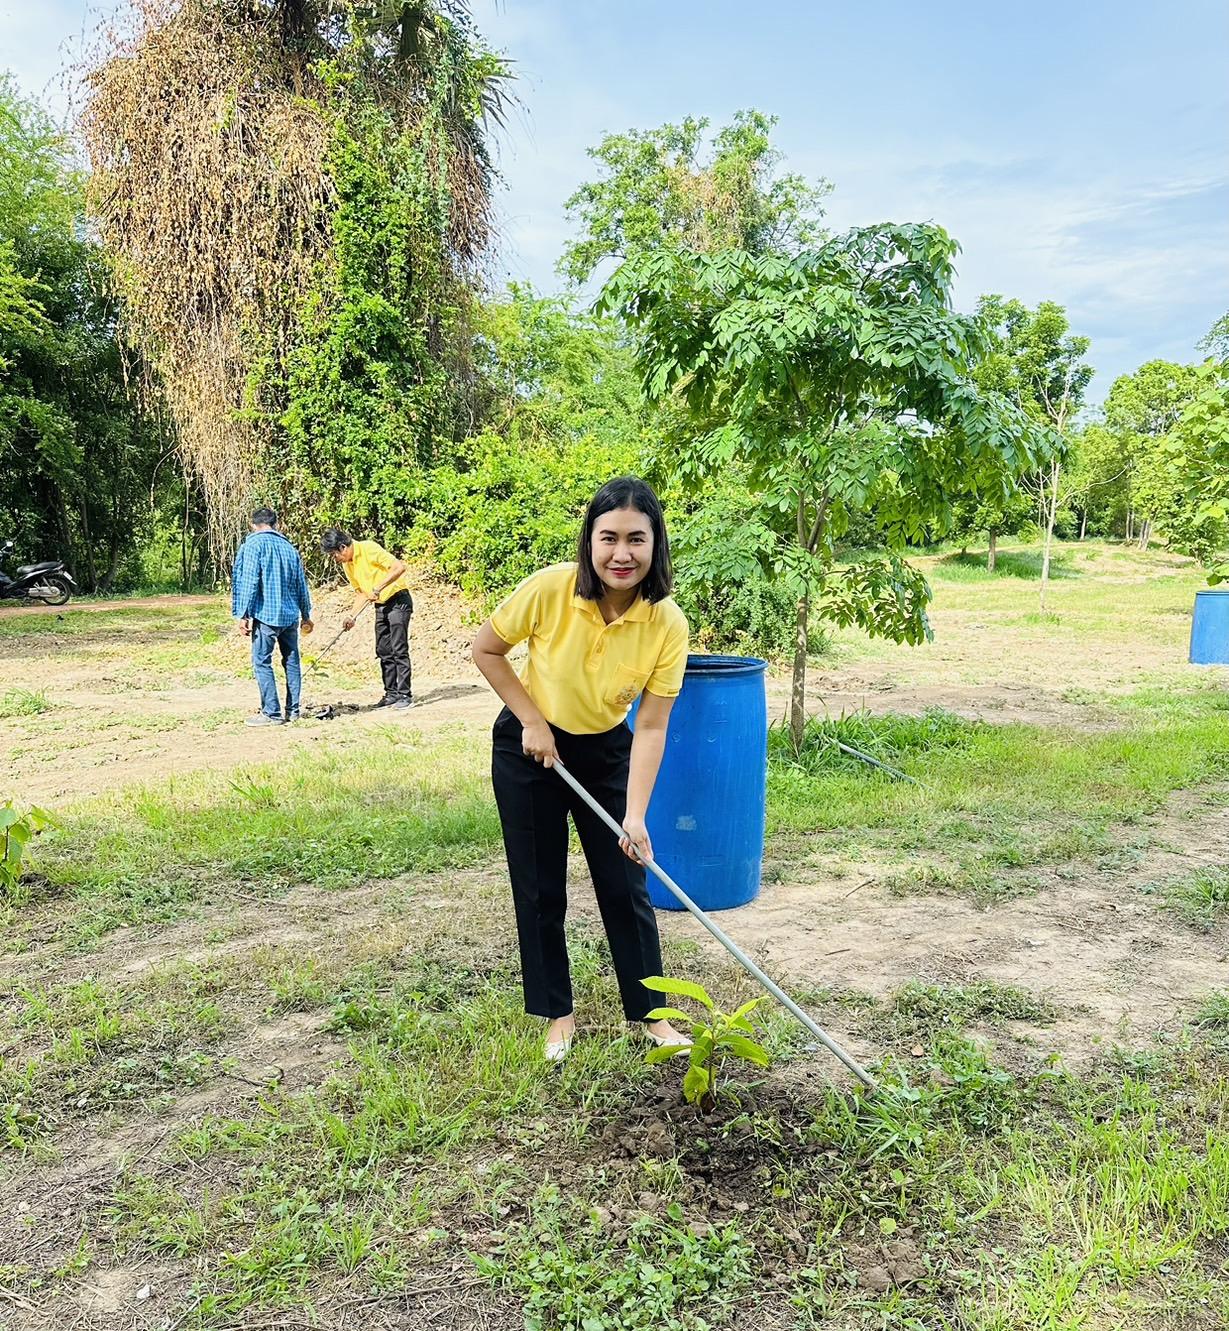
[{"xmin": 642, "ymin": 976, "xmax": 771, "ymax": 1112}]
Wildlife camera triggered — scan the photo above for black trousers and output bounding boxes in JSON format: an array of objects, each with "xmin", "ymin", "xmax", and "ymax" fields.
[
  {"xmin": 491, "ymin": 707, "xmax": 663, "ymax": 1022},
  {"xmin": 374, "ymin": 590, "xmax": 412, "ymax": 701}
]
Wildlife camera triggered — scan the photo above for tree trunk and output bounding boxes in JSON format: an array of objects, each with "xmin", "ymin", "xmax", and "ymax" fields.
[
  {"xmin": 987, "ymin": 529, "xmax": 998, "ymax": 572},
  {"xmin": 1079, "ymin": 509, "xmax": 1087, "ymax": 541},
  {"xmin": 79, "ymin": 501, "xmax": 98, "ymax": 593},
  {"xmin": 1126, "ymin": 508, "xmax": 1134, "ymax": 544},
  {"xmin": 1039, "ymin": 458, "xmax": 1061, "ymax": 613},
  {"xmin": 790, "ymin": 591, "xmax": 809, "ymax": 753},
  {"xmin": 1138, "ymin": 520, "xmax": 1152, "ymax": 552}
]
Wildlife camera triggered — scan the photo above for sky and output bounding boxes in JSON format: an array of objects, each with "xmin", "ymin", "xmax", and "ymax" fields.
[{"xmin": 4, "ymin": 0, "xmax": 1227, "ymax": 405}]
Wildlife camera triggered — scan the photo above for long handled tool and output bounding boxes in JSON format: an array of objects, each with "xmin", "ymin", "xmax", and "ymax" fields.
[
  {"xmin": 551, "ymin": 759, "xmax": 878, "ymax": 1091},
  {"xmin": 301, "ymin": 597, "xmax": 371, "ymax": 686}
]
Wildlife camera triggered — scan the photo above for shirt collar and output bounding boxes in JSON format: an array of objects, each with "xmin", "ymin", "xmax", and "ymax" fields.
[{"xmin": 571, "ymin": 591, "xmax": 652, "ymax": 624}]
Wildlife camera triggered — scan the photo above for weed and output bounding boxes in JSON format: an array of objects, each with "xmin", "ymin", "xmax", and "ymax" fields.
[
  {"xmin": 1144, "ymin": 867, "xmax": 1229, "ymax": 931},
  {"xmin": 0, "ymin": 688, "xmax": 51, "ymax": 717},
  {"xmin": 879, "ymin": 980, "xmax": 1058, "ymax": 1041},
  {"xmin": 477, "ymin": 1193, "xmax": 754, "ymax": 1331}
]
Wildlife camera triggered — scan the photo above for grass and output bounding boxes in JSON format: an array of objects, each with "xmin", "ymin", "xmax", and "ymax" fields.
[
  {"xmin": 3, "ymin": 541, "xmax": 1228, "ymax": 1327},
  {"xmin": 22, "ymin": 948, "xmax": 1220, "ymax": 1329},
  {"xmin": 27, "ymin": 730, "xmax": 501, "ymax": 945},
  {"xmin": 0, "ymin": 688, "xmax": 51, "ymax": 718},
  {"xmin": 0, "ymin": 964, "xmax": 233, "ymax": 1151},
  {"xmin": 1140, "ymin": 866, "xmax": 1229, "ymax": 932},
  {"xmin": 767, "ymin": 697, "xmax": 1229, "ymax": 903}
]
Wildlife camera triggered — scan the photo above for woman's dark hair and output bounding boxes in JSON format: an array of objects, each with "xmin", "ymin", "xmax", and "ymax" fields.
[
  {"xmin": 574, "ymin": 476, "xmax": 673, "ymax": 604},
  {"xmin": 320, "ymin": 527, "xmax": 353, "ymax": 554}
]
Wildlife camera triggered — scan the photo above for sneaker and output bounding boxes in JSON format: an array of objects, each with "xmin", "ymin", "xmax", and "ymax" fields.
[
  {"xmin": 373, "ymin": 696, "xmax": 396, "ymax": 709},
  {"xmin": 244, "ymin": 713, "xmax": 283, "ymax": 727},
  {"xmin": 391, "ymin": 697, "xmax": 417, "ymax": 710},
  {"xmin": 283, "ymin": 712, "xmax": 300, "ymax": 724}
]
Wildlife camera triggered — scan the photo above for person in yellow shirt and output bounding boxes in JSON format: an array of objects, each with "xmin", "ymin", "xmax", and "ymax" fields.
[
  {"xmin": 320, "ymin": 528, "xmax": 415, "ymax": 710},
  {"xmin": 472, "ymin": 477, "xmax": 691, "ymax": 1063}
]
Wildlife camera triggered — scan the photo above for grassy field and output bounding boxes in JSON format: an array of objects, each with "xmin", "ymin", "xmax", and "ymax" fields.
[{"xmin": 0, "ymin": 539, "xmax": 1227, "ymax": 1329}]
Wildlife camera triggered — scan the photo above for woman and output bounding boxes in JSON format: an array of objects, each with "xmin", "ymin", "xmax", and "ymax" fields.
[{"xmin": 472, "ymin": 477, "xmax": 692, "ymax": 1062}]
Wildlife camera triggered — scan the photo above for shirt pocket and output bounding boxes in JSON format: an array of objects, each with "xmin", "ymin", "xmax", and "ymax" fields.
[{"xmin": 606, "ymin": 662, "xmax": 650, "ymax": 709}]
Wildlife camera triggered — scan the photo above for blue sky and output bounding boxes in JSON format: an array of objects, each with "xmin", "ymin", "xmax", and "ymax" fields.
[{"xmin": 5, "ymin": 0, "xmax": 1227, "ymax": 404}]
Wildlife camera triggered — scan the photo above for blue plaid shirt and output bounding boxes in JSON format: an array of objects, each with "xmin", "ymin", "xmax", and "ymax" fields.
[{"xmin": 231, "ymin": 530, "xmax": 312, "ymax": 628}]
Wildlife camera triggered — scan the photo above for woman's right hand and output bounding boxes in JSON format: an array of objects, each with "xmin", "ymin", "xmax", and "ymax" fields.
[{"xmin": 521, "ymin": 719, "xmax": 559, "ymax": 767}]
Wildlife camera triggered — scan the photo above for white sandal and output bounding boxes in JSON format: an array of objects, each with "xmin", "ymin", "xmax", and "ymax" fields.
[
  {"xmin": 544, "ymin": 1021, "xmax": 576, "ymax": 1063},
  {"xmin": 645, "ymin": 1027, "xmax": 692, "ymax": 1050}
]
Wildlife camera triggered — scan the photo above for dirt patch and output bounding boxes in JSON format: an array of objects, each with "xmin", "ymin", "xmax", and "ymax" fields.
[{"xmin": 650, "ymin": 785, "xmax": 1229, "ymax": 1065}]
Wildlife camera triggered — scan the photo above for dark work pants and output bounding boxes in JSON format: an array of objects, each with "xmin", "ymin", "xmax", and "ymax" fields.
[
  {"xmin": 491, "ymin": 707, "xmax": 663, "ymax": 1022},
  {"xmin": 374, "ymin": 590, "xmax": 413, "ymax": 701}
]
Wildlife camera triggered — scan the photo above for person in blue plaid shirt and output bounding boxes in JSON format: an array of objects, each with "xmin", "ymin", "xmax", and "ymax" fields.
[{"xmin": 231, "ymin": 507, "xmax": 314, "ymax": 726}]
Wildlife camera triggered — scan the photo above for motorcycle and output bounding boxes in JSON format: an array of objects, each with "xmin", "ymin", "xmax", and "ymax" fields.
[{"xmin": 0, "ymin": 540, "xmax": 77, "ymax": 606}]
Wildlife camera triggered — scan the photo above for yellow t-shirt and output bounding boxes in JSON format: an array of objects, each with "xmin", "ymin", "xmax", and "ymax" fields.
[
  {"xmin": 343, "ymin": 539, "xmax": 410, "ymax": 604},
  {"xmin": 490, "ymin": 563, "xmax": 689, "ymax": 734}
]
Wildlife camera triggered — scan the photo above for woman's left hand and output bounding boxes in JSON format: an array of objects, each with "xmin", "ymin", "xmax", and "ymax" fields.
[{"xmin": 619, "ymin": 815, "xmax": 652, "ymax": 864}]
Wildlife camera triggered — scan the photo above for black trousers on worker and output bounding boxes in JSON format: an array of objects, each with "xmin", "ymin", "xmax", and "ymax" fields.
[
  {"xmin": 491, "ymin": 707, "xmax": 663, "ymax": 1022},
  {"xmin": 374, "ymin": 590, "xmax": 413, "ymax": 701}
]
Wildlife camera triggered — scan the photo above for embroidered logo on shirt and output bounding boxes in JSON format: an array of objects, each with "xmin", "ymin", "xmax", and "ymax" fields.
[{"xmin": 614, "ymin": 684, "xmax": 641, "ymax": 705}]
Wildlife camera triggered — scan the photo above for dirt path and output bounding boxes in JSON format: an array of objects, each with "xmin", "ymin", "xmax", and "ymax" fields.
[{"xmin": 0, "ymin": 593, "xmax": 217, "ymax": 618}]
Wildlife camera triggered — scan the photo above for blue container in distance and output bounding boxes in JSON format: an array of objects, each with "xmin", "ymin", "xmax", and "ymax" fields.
[
  {"xmin": 629, "ymin": 654, "xmax": 768, "ymax": 912},
  {"xmin": 1190, "ymin": 590, "xmax": 1229, "ymax": 665}
]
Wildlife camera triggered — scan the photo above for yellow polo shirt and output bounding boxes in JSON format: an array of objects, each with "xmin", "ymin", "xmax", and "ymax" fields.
[
  {"xmin": 490, "ymin": 563, "xmax": 689, "ymax": 734},
  {"xmin": 343, "ymin": 540, "xmax": 409, "ymax": 604}
]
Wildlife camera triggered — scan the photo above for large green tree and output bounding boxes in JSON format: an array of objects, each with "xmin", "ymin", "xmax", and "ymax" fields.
[
  {"xmin": 560, "ymin": 110, "xmax": 828, "ymax": 287},
  {"xmin": 1167, "ymin": 361, "xmax": 1229, "ymax": 579},
  {"xmin": 973, "ymin": 297, "xmax": 1093, "ymax": 608},
  {"xmin": 601, "ymin": 228, "xmax": 1055, "ymax": 746},
  {"xmin": 0, "ymin": 75, "xmax": 165, "ymax": 590},
  {"xmin": 1104, "ymin": 359, "xmax": 1203, "ymax": 550}
]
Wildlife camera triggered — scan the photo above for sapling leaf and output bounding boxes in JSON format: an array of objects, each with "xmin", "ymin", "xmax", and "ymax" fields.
[
  {"xmin": 645, "ymin": 1044, "xmax": 691, "ymax": 1065},
  {"xmin": 641, "ymin": 976, "xmax": 714, "ymax": 1008},
  {"xmin": 719, "ymin": 1033, "xmax": 771, "ymax": 1066},
  {"xmin": 682, "ymin": 1064, "xmax": 711, "ymax": 1105},
  {"xmin": 643, "ymin": 1006, "xmax": 692, "ymax": 1023}
]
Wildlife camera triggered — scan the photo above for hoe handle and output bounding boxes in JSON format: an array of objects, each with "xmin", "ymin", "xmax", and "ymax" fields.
[{"xmin": 551, "ymin": 758, "xmax": 878, "ymax": 1091}]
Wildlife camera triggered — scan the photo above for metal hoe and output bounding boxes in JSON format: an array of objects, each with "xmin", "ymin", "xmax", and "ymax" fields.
[
  {"xmin": 551, "ymin": 758, "xmax": 878, "ymax": 1091},
  {"xmin": 301, "ymin": 597, "xmax": 372, "ymax": 686}
]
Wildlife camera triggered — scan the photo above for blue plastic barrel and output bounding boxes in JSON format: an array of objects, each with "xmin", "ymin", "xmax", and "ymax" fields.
[
  {"xmin": 630, "ymin": 654, "xmax": 768, "ymax": 911},
  {"xmin": 1190, "ymin": 590, "xmax": 1229, "ymax": 664}
]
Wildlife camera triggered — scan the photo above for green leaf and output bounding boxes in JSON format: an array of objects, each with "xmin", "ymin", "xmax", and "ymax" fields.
[
  {"xmin": 645, "ymin": 1044, "xmax": 690, "ymax": 1065},
  {"xmin": 717, "ymin": 1033, "xmax": 771, "ymax": 1066},
  {"xmin": 682, "ymin": 1064, "xmax": 711, "ymax": 1105},
  {"xmin": 730, "ymin": 996, "xmax": 768, "ymax": 1023},
  {"xmin": 643, "ymin": 1006, "xmax": 692, "ymax": 1023},
  {"xmin": 640, "ymin": 976, "xmax": 714, "ymax": 1008}
]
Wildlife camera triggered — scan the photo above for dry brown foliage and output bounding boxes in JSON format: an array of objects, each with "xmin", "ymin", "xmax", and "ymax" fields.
[{"xmin": 80, "ymin": 0, "xmax": 503, "ymax": 565}]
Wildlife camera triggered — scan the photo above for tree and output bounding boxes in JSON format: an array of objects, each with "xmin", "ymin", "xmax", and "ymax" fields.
[
  {"xmin": 601, "ymin": 228, "xmax": 1055, "ymax": 748},
  {"xmin": 1063, "ymin": 424, "xmax": 1132, "ymax": 540},
  {"xmin": 0, "ymin": 76, "xmax": 166, "ymax": 590},
  {"xmin": 1198, "ymin": 311, "xmax": 1229, "ymax": 362},
  {"xmin": 560, "ymin": 110, "xmax": 828, "ymax": 287},
  {"xmin": 1104, "ymin": 360, "xmax": 1203, "ymax": 550},
  {"xmin": 1167, "ymin": 362, "xmax": 1229, "ymax": 579},
  {"xmin": 82, "ymin": 0, "xmax": 509, "ymax": 566},
  {"xmin": 973, "ymin": 297, "xmax": 1093, "ymax": 609}
]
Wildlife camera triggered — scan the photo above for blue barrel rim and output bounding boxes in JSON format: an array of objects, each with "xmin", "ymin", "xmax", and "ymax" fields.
[
  {"xmin": 683, "ymin": 653, "xmax": 768, "ymax": 676},
  {"xmin": 1194, "ymin": 589, "xmax": 1229, "ymax": 595}
]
